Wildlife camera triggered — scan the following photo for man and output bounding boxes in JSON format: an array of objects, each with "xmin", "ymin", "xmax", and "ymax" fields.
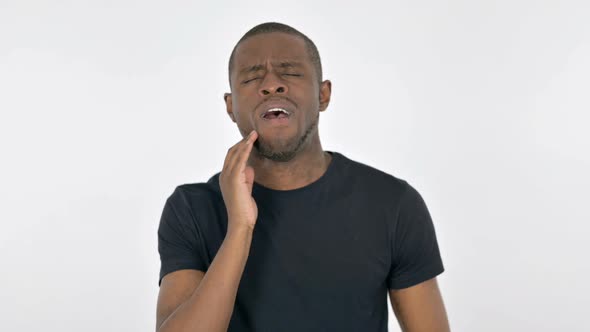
[{"xmin": 156, "ymin": 22, "xmax": 450, "ymax": 332}]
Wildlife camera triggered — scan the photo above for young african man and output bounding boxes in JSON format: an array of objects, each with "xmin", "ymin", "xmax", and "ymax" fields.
[{"xmin": 156, "ymin": 22, "xmax": 450, "ymax": 332}]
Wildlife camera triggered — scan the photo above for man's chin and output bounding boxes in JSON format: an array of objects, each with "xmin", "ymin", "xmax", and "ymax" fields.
[
  {"xmin": 251, "ymin": 115, "xmax": 318, "ymax": 162},
  {"xmin": 253, "ymin": 139, "xmax": 299, "ymax": 162}
]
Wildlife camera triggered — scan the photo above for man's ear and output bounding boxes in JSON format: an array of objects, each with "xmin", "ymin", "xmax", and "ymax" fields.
[
  {"xmin": 319, "ymin": 80, "xmax": 332, "ymax": 112},
  {"xmin": 224, "ymin": 92, "xmax": 236, "ymax": 123}
]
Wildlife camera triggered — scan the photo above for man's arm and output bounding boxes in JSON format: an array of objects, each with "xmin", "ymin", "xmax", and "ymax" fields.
[
  {"xmin": 389, "ymin": 277, "xmax": 450, "ymax": 332},
  {"xmin": 156, "ymin": 131, "xmax": 260, "ymax": 332},
  {"xmin": 156, "ymin": 225, "xmax": 253, "ymax": 332}
]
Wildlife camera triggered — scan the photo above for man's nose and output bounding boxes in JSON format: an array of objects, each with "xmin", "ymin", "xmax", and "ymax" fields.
[{"xmin": 259, "ymin": 72, "xmax": 288, "ymax": 96}]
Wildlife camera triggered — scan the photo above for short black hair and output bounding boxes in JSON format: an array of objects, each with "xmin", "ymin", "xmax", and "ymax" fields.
[{"xmin": 228, "ymin": 22, "xmax": 323, "ymax": 86}]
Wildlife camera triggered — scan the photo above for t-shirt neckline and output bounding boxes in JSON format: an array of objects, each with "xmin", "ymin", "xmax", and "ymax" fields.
[{"xmin": 252, "ymin": 151, "xmax": 340, "ymax": 196}]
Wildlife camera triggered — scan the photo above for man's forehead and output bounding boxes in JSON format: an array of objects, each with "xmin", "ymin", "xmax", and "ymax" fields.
[{"xmin": 234, "ymin": 33, "xmax": 308, "ymax": 62}]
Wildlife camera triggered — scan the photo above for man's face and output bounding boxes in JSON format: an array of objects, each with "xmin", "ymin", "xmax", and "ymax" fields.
[{"xmin": 225, "ymin": 32, "xmax": 331, "ymax": 162}]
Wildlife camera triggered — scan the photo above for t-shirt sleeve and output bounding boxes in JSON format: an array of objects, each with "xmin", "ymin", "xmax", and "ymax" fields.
[
  {"xmin": 387, "ymin": 181, "xmax": 445, "ymax": 290},
  {"xmin": 157, "ymin": 186, "xmax": 208, "ymax": 286}
]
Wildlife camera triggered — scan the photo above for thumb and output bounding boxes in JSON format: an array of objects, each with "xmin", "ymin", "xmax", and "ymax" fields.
[{"xmin": 244, "ymin": 166, "xmax": 255, "ymax": 194}]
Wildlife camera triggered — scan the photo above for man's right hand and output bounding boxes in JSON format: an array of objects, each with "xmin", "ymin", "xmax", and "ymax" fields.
[
  {"xmin": 219, "ymin": 130, "xmax": 259, "ymax": 231},
  {"xmin": 157, "ymin": 130, "xmax": 259, "ymax": 332}
]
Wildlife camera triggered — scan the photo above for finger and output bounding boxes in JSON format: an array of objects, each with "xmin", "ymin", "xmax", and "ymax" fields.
[
  {"xmin": 231, "ymin": 130, "xmax": 257, "ymax": 174},
  {"xmin": 222, "ymin": 132, "xmax": 251, "ymax": 172},
  {"xmin": 244, "ymin": 166, "xmax": 255, "ymax": 193},
  {"xmin": 222, "ymin": 145, "xmax": 237, "ymax": 173}
]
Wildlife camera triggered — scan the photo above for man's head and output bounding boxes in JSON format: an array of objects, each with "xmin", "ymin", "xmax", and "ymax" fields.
[
  {"xmin": 228, "ymin": 23, "xmax": 323, "ymax": 85},
  {"xmin": 224, "ymin": 22, "xmax": 332, "ymax": 162}
]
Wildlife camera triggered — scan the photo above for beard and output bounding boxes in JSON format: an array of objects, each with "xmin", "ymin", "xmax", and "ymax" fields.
[{"xmin": 253, "ymin": 113, "xmax": 319, "ymax": 162}]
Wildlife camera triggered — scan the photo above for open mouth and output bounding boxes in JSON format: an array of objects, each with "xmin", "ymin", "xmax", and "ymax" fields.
[{"xmin": 262, "ymin": 108, "xmax": 291, "ymax": 120}]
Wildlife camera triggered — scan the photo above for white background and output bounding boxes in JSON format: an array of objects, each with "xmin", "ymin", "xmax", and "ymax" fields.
[{"xmin": 1, "ymin": 0, "xmax": 589, "ymax": 331}]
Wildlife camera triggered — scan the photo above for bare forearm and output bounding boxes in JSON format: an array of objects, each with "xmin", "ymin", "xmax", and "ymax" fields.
[
  {"xmin": 390, "ymin": 278, "xmax": 450, "ymax": 332},
  {"xmin": 158, "ymin": 225, "xmax": 253, "ymax": 332}
]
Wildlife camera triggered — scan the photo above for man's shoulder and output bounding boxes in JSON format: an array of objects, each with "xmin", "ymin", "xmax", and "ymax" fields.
[
  {"xmin": 336, "ymin": 152, "xmax": 409, "ymax": 194},
  {"xmin": 167, "ymin": 172, "xmax": 223, "ymax": 205}
]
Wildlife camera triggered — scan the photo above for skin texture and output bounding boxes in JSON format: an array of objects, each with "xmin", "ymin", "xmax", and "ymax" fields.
[
  {"xmin": 390, "ymin": 278, "xmax": 450, "ymax": 331},
  {"xmin": 156, "ymin": 31, "xmax": 450, "ymax": 332}
]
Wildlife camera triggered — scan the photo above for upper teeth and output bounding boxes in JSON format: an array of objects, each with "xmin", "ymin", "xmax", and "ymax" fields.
[{"xmin": 263, "ymin": 108, "xmax": 290, "ymax": 117}]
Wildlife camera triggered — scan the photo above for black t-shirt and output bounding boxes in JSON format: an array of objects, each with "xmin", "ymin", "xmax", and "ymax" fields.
[{"xmin": 158, "ymin": 151, "xmax": 444, "ymax": 331}]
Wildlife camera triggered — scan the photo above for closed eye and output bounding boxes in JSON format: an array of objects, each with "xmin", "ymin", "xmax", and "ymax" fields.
[
  {"xmin": 242, "ymin": 77, "xmax": 260, "ymax": 84},
  {"xmin": 283, "ymin": 73, "xmax": 302, "ymax": 77}
]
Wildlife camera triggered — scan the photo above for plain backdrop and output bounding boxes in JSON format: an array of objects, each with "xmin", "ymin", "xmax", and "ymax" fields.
[{"xmin": 1, "ymin": 0, "xmax": 589, "ymax": 331}]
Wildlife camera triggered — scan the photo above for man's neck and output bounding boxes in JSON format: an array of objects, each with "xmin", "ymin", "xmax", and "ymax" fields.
[{"xmin": 248, "ymin": 142, "xmax": 332, "ymax": 191}]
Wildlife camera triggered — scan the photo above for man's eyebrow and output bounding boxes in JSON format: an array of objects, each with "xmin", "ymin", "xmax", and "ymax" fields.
[
  {"xmin": 239, "ymin": 64, "xmax": 265, "ymax": 75},
  {"xmin": 276, "ymin": 61, "xmax": 302, "ymax": 68},
  {"xmin": 239, "ymin": 61, "xmax": 303, "ymax": 75}
]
